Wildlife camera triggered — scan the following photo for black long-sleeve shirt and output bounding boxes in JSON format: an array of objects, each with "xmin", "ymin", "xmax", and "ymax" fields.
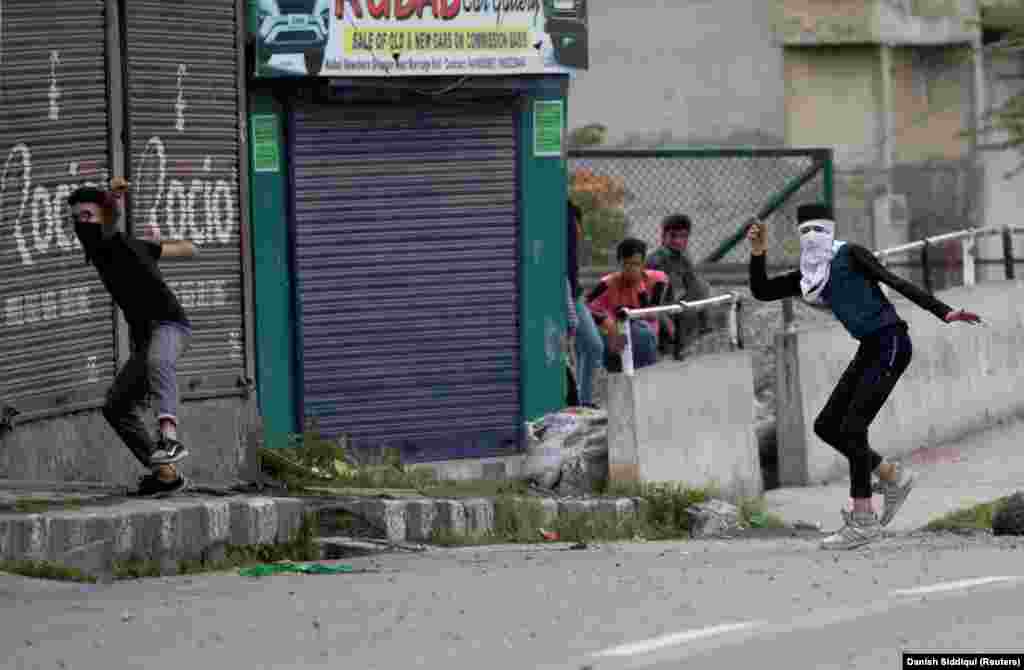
[{"xmin": 749, "ymin": 244, "xmax": 952, "ymax": 323}]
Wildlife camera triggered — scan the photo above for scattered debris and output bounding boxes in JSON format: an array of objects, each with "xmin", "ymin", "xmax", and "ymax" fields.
[
  {"xmin": 993, "ymin": 491, "xmax": 1024, "ymax": 536},
  {"xmin": 522, "ymin": 408, "xmax": 609, "ymax": 496},
  {"xmin": 539, "ymin": 529, "xmax": 560, "ymax": 542},
  {"xmin": 685, "ymin": 500, "xmax": 743, "ymax": 539}
]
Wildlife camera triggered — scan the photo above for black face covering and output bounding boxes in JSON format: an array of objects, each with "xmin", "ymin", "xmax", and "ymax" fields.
[
  {"xmin": 74, "ymin": 220, "xmax": 109, "ymax": 263},
  {"xmin": 68, "ymin": 186, "xmax": 117, "ymax": 263}
]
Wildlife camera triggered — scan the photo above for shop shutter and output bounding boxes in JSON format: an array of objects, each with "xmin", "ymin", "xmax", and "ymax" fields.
[
  {"xmin": 292, "ymin": 104, "xmax": 521, "ymax": 462},
  {"xmin": 124, "ymin": 0, "xmax": 247, "ymax": 396},
  {"xmin": 0, "ymin": 0, "xmax": 117, "ymax": 419}
]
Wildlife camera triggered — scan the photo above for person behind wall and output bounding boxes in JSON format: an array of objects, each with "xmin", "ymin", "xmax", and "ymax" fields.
[
  {"xmin": 747, "ymin": 202, "xmax": 981, "ymax": 551},
  {"xmin": 646, "ymin": 213, "xmax": 713, "ymax": 359},
  {"xmin": 567, "ymin": 200, "xmax": 604, "ymax": 407},
  {"xmin": 68, "ymin": 178, "xmax": 197, "ymax": 498},
  {"xmin": 586, "ymin": 237, "xmax": 667, "ymax": 374}
]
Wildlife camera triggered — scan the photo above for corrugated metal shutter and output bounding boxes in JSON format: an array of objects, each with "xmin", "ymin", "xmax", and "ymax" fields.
[
  {"xmin": 0, "ymin": 0, "xmax": 117, "ymax": 418},
  {"xmin": 292, "ymin": 104, "xmax": 521, "ymax": 462},
  {"xmin": 124, "ymin": 0, "xmax": 246, "ymax": 396}
]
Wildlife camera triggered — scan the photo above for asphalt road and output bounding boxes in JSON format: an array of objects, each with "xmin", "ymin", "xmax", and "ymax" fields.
[{"xmin": 4, "ymin": 532, "xmax": 1023, "ymax": 670}]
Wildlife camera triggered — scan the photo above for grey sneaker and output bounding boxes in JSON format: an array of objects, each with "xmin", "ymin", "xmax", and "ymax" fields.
[
  {"xmin": 150, "ymin": 437, "xmax": 189, "ymax": 466},
  {"xmin": 877, "ymin": 464, "xmax": 917, "ymax": 527},
  {"xmin": 821, "ymin": 510, "xmax": 881, "ymax": 550}
]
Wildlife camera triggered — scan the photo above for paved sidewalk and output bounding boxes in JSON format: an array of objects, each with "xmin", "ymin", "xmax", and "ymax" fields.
[{"xmin": 765, "ymin": 418, "xmax": 1024, "ymax": 533}]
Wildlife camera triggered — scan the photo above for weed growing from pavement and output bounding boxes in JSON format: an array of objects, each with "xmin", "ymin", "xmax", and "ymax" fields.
[
  {"xmin": 5, "ymin": 497, "xmax": 85, "ymax": 514},
  {"xmin": 428, "ymin": 486, "xmax": 790, "ymax": 547},
  {"xmin": 112, "ymin": 513, "xmax": 321, "ymax": 580},
  {"xmin": 924, "ymin": 496, "xmax": 1011, "ymax": 533},
  {"xmin": 0, "ymin": 559, "xmax": 98, "ymax": 583}
]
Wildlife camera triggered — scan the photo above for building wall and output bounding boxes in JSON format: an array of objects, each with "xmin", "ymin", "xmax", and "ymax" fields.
[
  {"xmin": 784, "ymin": 47, "xmax": 882, "ymax": 169},
  {"xmin": 892, "ymin": 45, "xmax": 971, "ymax": 163},
  {"xmin": 981, "ymin": 50, "xmax": 1024, "ymax": 279},
  {"xmin": 567, "ymin": 0, "xmax": 786, "ymax": 147},
  {"xmin": 776, "ymin": 0, "xmax": 979, "ymax": 46}
]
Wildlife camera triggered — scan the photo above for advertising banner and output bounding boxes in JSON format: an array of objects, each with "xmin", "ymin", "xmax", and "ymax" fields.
[{"xmin": 251, "ymin": 0, "xmax": 588, "ymax": 77}]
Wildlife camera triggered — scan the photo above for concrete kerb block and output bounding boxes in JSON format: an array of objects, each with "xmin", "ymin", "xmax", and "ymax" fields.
[
  {"xmin": 0, "ymin": 517, "xmax": 10, "ymax": 560},
  {"xmin": 16, "ymin": 515, "xmax": 49, "ymax": 560},
  {"xmin": 174, "ymin": 503, "xmax": 207, "ymax": 562},
  {"xmin": 433, "ymin": 500, "xmax": 467, "ymax": 538},
  {"xmin": 558, "ymin": 499, "xmax": 598, "ymax": 526},
  {"xmin": 349, "ymin": 499, "xmax": 408, "ymax": 543},
  {"xmin": 405, "ymin": 499, "xmax": 438, "ymax": 542},
  {"xmin": 201, "ymin": 500, "xmax": 232, "ymax": 546},
  {"xmin": 228, "ymin": 498, "xmax": 277, "ymax": 547},
  {"xmin": 272, "ymin": 498, "xmax": 306, "ymax": 543},
  {"xmin": 537, "ymin": 498, "xmax": 559, "ymax": 526},
  {"xmin": 461, "ymin": 498, "xmax": 496, "ymax": 537},
  {"xmin": 126, "ymin": 507, "xmax": 166, "ymax": 562},
  {"xmin": 597, "ymin": 498, "xmax": 636, "ymax": 521},
  {"xmin": 58, "ymin": 539, "xmax": 115, "ymax": 582},
  {"xmin": 631, "ymin": 497, "xmax": 651, "ymax": 525}
]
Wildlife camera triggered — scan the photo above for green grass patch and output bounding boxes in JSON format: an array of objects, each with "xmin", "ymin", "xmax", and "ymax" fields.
[
  {"xmin": 924, "ymin": 497, "xmax": 1011, "ymax": 532},
  {"xmin": 0, "ymin": 559, "xmax": 98, "ymax": 583},
  {"xmin": 607, "ymin": 481, "xmax": 715, "ymax": 540},
  {"xmin": 428, "ymin": 486, "xmax": 791, "ymax": 547},
  {"xmin": 7, "ymin": 497, "xmax": 85, "ymax": 514},
  {"xmin": 429, "ymin": 483, "xmax": 725, "ymax": 547}
]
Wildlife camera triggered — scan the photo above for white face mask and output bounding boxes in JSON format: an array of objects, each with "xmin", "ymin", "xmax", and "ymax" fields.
[{"xmin": 798, "ymin": 219, "xmax": 844, "ymax": 304}]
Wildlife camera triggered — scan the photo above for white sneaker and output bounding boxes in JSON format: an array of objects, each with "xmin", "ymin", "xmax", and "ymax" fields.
[
  {"xmin": 876, "ymin": 463, "xmax": 916, "ymax": 527},
  {"xmin": 821, "ymin": 510, "xmax": 881, "ymax": 550}
]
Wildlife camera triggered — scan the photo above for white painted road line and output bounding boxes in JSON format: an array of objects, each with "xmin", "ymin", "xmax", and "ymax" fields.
[
  {"xmin": 593, "ymin": 621, "xmax": 763, "ymax": 658},
  {"xmin": 890, "ymin": 576, "xmax": 1023, "ymax": 598},
  {"xmin": 585, "ymin": 577, "xmax": 1024, "ymax": 664}
]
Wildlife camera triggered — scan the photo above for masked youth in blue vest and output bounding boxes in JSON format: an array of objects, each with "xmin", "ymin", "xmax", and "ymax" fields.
[{"xmin": 748, "ymin": 203, "xmax": 981, "ymax": 551}]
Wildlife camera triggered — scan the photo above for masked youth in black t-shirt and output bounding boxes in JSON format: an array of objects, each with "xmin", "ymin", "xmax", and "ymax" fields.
[{"xmin": 69, "ymin": 178, "xmax": 196, "ymax": 498}]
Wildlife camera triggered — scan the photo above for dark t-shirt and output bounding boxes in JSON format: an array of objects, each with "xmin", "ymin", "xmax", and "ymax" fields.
[{"xmin": 87, "ymin": 233, "xmax": 189, "ymax": 349}]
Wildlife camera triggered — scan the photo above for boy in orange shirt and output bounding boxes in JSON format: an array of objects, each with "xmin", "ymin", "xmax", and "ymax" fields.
[{"xmin": 586, "ymin": 238, "xmax": 668, "ymax": 373}]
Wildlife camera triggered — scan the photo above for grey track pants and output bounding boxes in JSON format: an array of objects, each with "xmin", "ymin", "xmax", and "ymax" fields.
[{"xmin": 102, "ymin": 322, "xmax": 191, "ymax": 469}]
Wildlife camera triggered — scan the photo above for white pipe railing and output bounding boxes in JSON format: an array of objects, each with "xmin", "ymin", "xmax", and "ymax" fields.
[
  {"xmin": 780, "ymin": 223, "xmax": 1024, "ymax": 325},
  {"xmin": 873, "ymin": 223, "xmax": 1024, "ymax": 288},
  {"xmin": 618, "ymin": 292, "xmax": 742, "ymax": 377}
]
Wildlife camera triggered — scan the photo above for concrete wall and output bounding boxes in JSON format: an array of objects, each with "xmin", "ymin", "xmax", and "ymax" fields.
[
  {"xmin": 892, "ymin": 45, "xmax": 971, "ymax": 163},
  {"xmin": 981, "ymin": 50, "xmax": 1024, "ymax": 282},
  {"xmin": 776, "ymin": 0, "xmax": 979, "ymax": 46},
  {"xmin": 0, "ymin": 397, "xmax": 260, "ymax": 486},
  {"xmin": 607, "ymin": 353, "xmax": 762, "ymax": 500},
  {"xmin": 785, "ymin": 47, "xmax": 882, "ymax": 168},
  {"xmin": 567, "ymin": 0, "xmax": 786, "ymax": 148},
  {"xmin": 775, "ymin": 280, "xmax": 1024, "ymax": 486}
]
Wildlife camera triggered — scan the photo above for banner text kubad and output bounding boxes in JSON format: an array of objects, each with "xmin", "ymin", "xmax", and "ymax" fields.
[{"xmin": 336, "ymin": 0, "xmax": 542, "ymax": 21}]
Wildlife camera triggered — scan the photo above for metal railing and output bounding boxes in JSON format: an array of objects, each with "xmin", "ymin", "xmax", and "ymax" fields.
[
  {"xmin": 618, "ymin": 293, "xmax": 743, "ymax": 377},
  {"xmin": 873, "ymin": 223, "xmax": 1024, "ymax": 290},
  {"xmin": 778, "ymin": 223, "xmax": 1024, "ymax": 330}
]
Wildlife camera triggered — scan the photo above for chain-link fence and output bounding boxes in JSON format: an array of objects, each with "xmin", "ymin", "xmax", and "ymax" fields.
[{"xmin": 568, "ymin": 148, "xmax": 834, "ymax": 270}]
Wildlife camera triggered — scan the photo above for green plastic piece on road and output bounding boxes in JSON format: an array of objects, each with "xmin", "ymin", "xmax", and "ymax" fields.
[
  {"xmin": 748, "ymin": 512, "xmax": 769, "ymax": 528},
  {"xmin": 239, "ymin": 562, "xmax": 355, "ymax": 577}
]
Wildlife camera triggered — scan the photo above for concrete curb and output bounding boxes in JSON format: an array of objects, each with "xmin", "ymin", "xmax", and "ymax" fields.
[
  {"xmin": 0, "ymin": 495, "xmax": 646, "ymax": 578},
  {"xmin": 0, "ymin": 497, "xmax": 307, "ymax": 578},
  {"xmin": 319, "ymin": 496, "xmax": 646, "ymax": 543}
]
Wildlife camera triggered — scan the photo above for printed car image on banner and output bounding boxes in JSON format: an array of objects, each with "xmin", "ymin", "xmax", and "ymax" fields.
[{"xmin": 251, "ymin": 0, "xmax": 588, "ymax": 77}]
